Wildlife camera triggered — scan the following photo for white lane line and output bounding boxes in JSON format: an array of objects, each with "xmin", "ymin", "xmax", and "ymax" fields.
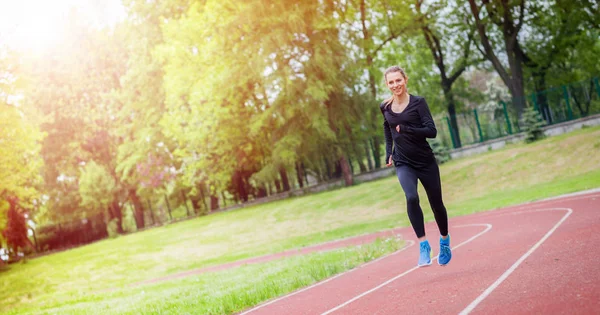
[
  {"xmin": 458, "ymin": 207, "xmax": 573, "ymax": 315},
  {"xmin": 238, "ymin": 239, "xmax": 415, "ymax": 315},
  {"xmin": 470, "ymin": 193, "xmax": 598, "ymax": 219},
  {"xmin": 321, "ymin": 223, "xmax": 493, "ymax": 315}
]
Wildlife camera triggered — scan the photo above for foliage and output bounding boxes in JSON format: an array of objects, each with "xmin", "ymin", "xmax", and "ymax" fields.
[
  {"xmin": 1, "ymin": 199, "xmax": 32, "ymax": 254},
  {"xmin": 428, "ymin": 138, "xmax": 451, "ymax": 164},
  {"xmin": 0, "ymin": 48, "xmax": 44, "ymax": 234},
  {"xmin": 2, "ymin": 126, "xmax": 600, "ymax": 314},
  {"xmin": 520, "ymin": 106, "xmax": 546, "ymax": 143},
  {"xmin": 78, "ymin": 161, "xmax": 116, "ymax": 214},
  {"xmin": 2, "ymin": 0, "xmax": 598, "ymax": 250}
]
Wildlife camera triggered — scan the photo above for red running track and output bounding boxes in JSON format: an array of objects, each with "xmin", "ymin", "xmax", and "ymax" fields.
[{"xmin": 238, "ymin": 191, "xmax": 600, "ymax": 315}]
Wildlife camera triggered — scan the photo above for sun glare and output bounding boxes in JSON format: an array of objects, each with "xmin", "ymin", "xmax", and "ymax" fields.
[{"xmin": 0, "ymin": 0, "xmax": 125, "ymax": 52}]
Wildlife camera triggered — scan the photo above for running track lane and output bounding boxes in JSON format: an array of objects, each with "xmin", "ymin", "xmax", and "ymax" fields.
[{"xmin": 238, "ymin": 192, "xmax": 599, "ymax": 315}]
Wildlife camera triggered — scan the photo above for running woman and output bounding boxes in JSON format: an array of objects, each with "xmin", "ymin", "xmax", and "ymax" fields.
[{"xmin": 379, "ymin": 65, "xmax": 451, "ymax": 267}]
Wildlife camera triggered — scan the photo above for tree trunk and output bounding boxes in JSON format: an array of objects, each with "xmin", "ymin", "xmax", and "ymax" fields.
[
  {"xmin": 359, "ymin": 0, "xmax": 384, "ymax": 170},
  {"xmin": 164, "ymin": 194, "xmax": 172, "ymax": 220},
  {"xmin": 210, "ymin": 194, "xmax": 219, "ymax": 211},
  {"xmin": 364, "ymin": 141, "xmax": 373, "ymax": 171},
  {"xmin": 274, "ymin": 179, "xmax": 282, "ymax": 193},
  {"xmin": 295, "ymin": 162, "xmax": 305, "ymax": 188},
  {"xmin": 323, "ymin": 155, "xmax": 332, "ymax": 179},
  {"xmin": 233, "ymin": 170, "xmax": 249, "ymax": 202},
  {"xmin": 468, "ymin": 0, "xmax": 528, "ymax": 118},
  {"xmin": 508, "ymin": 51, "xmax": 526, "ymax": 118},
  {"xmin": 339, "ymin": 155, "xmax": 353, "ymax": 186},
  {"xmin": 256, "ymin": 185, "xmax": 267, "ymax": 198},
  {"xmin": 371, "ymin": 138, "xmax": 381, "ymax": 168},
  {"xmin": 181, "ymin": 191, "xmax": 191, "ymax": 217},
  {"xmin": 109, "ymin": 199, "xmax": 124, "ymax": 234},
  {"xmin": 128, "ymin": 189, "xmax": 145, "ymax": 229},
  {"xmin": 198, "ymin": 182, "xmax": 207, "ymax": 212},
  {"xmin": 190, "ymin": 195, "xmax": 200, "ymax": 214},
  {"xmin": 279, "ymin": 166, "xmax": 290, "ymax": 192},
  {"xmin": 357, "ymin": 155, "xmax": 367, "ymax": 173},
  {"xmin": 443, "ymin": 87, "xmax": 462, "ymax": 148},
  {"xmin": 533, "ymin": 69, "xmax": 551, "ymax": 123},
  {"xmin": 146, "ymin": 199, "xmax": 155, "ymax": 225},
  {"xmin": 221, "ymin": 191, "xmax": 227, "ymax": 207},
  {"xmin": 334, "ymin": 159, "xmax": 342, "ymax": 179}
]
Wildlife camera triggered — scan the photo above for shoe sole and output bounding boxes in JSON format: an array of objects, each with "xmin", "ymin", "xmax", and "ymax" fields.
[
  {"xmin": 418, "ymin": 261, "xmax": 432, "ymax": 267},
  {"xmin": 438, "ymin": 256, "xmax": 451, "ymax": 266}
]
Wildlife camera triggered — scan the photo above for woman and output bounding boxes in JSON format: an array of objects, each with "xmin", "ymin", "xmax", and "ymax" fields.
[{"xmin": 380, "ymin": 65, "xmax": 451, "ymax": 267}]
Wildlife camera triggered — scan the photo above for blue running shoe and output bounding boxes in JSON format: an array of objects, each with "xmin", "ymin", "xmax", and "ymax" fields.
[
  {"xmin": 438, "ymin": 234, "xmax": 452, "ymax": 266},
  {"xmin": 418, "ymin": 240, "xmax": 432, "ymax": 267}
]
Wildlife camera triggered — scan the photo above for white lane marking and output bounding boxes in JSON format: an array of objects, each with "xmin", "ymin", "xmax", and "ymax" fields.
[
  {"xmin": 466, "ymin": 193, "xmax": 597, "ymax": 219},
  {"xmin": 321, "ymin": 223, "xmax": 493, "ymax": 315},
  {"xmin": 238, "ymin": 239, "xmax": 415, "ymax": 315},
  {"xmin": 458, "ymin": 207, "xmax": 573, "ymax": 315}
]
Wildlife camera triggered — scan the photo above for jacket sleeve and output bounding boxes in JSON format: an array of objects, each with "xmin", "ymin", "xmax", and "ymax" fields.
[
  {"xmin": 383, "ymin": 118, "xmax": 393, "ymax": 162},
  {"xmin": 401, "ymin": 98, "xmax": 437, "ymax": 138},
  {"xmin": 379, "ymin": 102, "xmax": 394, "ymax": 162}
]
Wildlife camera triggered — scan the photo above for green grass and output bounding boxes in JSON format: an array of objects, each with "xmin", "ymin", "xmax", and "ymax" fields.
[
  {"xmin": 1, "ymin": 125, "xmax": 599, "ymax": 314},
  {"xmin": 4, "ymin": 237, "xmax": 403, "ymax": 315}
]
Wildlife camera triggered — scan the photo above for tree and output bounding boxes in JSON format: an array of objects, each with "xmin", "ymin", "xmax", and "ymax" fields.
[
  {"xmin": 78, "ymin": 161, "xmax": 119, "ymax": 232},
  {"xmin": 2, "ymin": 197, "xmax": 34, "ymax": 255},
  {"xmin": 157, "ymin": 0, "xmax": 364, "ymax": 194},
  {"xmin": 0, "ymin": 47, "xmax": 44, "ymax": 238},
  {"xmin": 520, "ymin": 1, "xmax": 600, "ymax": 122},
  {"xmin": 337, "ymin": 0, "xmax": 416, "ymax": 168},
  {"xmin": 468, "ymin": 0, "xmax": 529, "ymax": 117},
  {"xmin": 415, "ymin": 0, "xmax": 480, "ymax": 148}
]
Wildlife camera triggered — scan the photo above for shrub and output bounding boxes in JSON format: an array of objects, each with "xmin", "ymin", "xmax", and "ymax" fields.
[{"xmin": 520, "ymin": 106, "xmax": 546, "ymax": 143}]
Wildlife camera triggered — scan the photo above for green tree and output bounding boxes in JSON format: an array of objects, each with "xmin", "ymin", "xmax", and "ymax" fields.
[
  {"xmin": 415, "ymin": 0, "xmax": 480, "ymax": 148},
  {"xmin": 2, "ymin": 197, "xmax": 34, "ymax": 255},
  {"xmin": 468, "ymin": 0, "xmax": 529, "ymax": 117},
  {"xmin": 78, "ymin": 161, "xmax": 118, "ymax": 231},
  {"xmin": 0, "ymin": 47, "xmax": 44, "ymax": 239}
]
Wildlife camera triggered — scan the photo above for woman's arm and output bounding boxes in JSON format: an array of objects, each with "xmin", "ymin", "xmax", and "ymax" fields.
[
  {"xmin": 380, "ymin": 101, "xmax": 394, "ymax": 163},
  {"xmin": 383, "ymin": 118, "xmax": 393, "ymax": 162},
  {"xmin": 400, "ymin": 98, "xmax": 437, "ymax": 138}
]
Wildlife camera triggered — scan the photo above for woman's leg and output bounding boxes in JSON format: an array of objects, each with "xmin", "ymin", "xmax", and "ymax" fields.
[
  {"xmin": 396, "ymin": 165, "xmax": 425, "ymax": 239},
  {"xmin": 418, "ymin": 162, "xmax": 449, "ymax": 236},
  {"xmin": 419, "ymin": 162, "xmax": 448, "ymax": 236},
  {"xmin": 418, "ymin": 162, "xmax": 452, "ymax": 265}
]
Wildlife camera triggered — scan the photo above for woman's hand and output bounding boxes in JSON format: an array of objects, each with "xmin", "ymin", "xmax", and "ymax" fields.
[
  {"xmin": 386, "ymin": 156, "xmax": 393, "ymax": 167},
  {"xmin": 395, "ymin": 125, "xmax": 401, "ymax": 133}
]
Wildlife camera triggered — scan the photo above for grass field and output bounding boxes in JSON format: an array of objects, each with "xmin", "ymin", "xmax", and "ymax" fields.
[{"xmin": 2, "ymin": 125, "xmax": 600, "ymax": 314}]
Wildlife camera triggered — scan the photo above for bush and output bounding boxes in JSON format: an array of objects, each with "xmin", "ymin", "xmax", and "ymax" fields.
[
  {"xmin": 520, "ymin": 106, "xmax": 546, "ymax": 143},
  {"xmin": 36, "ymin": 214, "xmax": 108, "ymax": 252},
  {"xmin": 106, "ymin": 218, "xmax": 120, "ymax": 239},
  {"xmin": 429, "ymin": 138, "xmax": 451, "ymax": 164}
]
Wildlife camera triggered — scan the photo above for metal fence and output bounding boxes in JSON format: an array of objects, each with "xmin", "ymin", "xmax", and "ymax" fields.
[{"xmin": 441, "ymin": 77, "xmax": 600, "ymax": 149}]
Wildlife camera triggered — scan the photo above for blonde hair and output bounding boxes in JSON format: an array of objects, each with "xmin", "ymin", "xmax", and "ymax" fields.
[
  {"xmin": 383, "ymin": 66, "xmax": 408, "ymax": 108},
  {"xmin": 384, "ymin": 65, "xmax": 407, "ymax": 82}
]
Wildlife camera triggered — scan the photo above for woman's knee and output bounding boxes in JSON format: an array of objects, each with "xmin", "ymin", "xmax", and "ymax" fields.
[
  {"xmin": 431, "ymin": 202, "xmax": 447, "ymax": 214},
  {"xmin": 406, "ymin": 194, "xmax": 419, "ymax": 205}
]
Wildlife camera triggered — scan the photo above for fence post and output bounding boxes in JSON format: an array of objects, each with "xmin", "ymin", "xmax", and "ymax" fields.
[
  {"xmin": 473, "ymin": 109, "xmax": 484, "ymax": 142},
  {"xmin": 530, "ymin": 93, "xmax": 539, "ymax": 112},
  {"xmin": 445, "ymin": 116, "xmax": 458, "ymax": 149},
  {"xmin": 562, "ymin": 85, "xmax": 574, "ymax": 120},
  {"xmin": 501, "ymin": 101, "xmax": 513, "ymax": 135}
]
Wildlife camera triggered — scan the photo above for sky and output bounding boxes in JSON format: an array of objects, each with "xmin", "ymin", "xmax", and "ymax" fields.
[{"xmin": 0, "ymin": 0, "xmax": 126, "ymax": 52}]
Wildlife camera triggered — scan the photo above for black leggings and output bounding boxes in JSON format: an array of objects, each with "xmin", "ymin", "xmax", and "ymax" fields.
[{"xmin": 395, "ymin": 162, "xmax": 448, "ymax": 238}]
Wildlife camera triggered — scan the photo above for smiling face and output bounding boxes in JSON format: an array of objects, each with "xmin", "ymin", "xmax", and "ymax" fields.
[{"xmin": 386, "ymin": 71, "xmax": 408, "ymax": 97}]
